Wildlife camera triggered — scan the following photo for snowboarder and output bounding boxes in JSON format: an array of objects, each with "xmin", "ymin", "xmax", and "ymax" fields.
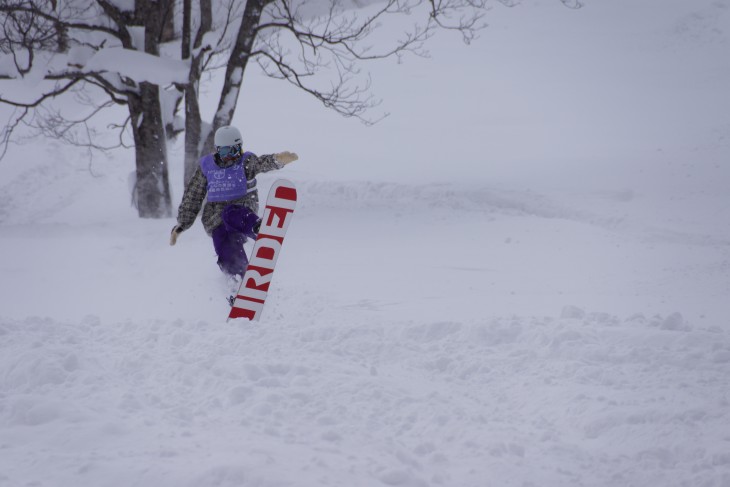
[{"xmin": 169, "ymin": 125, "xmax": 298, "ymax": 278}]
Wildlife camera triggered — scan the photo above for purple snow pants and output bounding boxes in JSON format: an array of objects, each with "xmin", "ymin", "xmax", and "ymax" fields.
[{"xmin": 212, "ymin": 204, "xmax": 261, "ymax": 277}]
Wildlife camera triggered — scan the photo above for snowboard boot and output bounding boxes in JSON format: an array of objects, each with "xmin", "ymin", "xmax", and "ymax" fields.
[{"xmin": 250, "ymin": 218, "xmax": 261, "ymax": 240}]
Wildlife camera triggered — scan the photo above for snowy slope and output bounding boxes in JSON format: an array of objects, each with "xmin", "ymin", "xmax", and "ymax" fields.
[
  {"xmin": 2, "ymin": 309, "xmax": 729, "ymax": 487},
  {"xmin": 1, "ymin": 0, "xmax": 729, "ymax": 486},
  {"xmin": 2, "ymin": 172, "xmax": 729, "ymax": 486}
]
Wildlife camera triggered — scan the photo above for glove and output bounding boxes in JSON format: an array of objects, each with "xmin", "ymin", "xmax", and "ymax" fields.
[
  {"xmin": 170, "ymin": 225, "xmax": 183, "ymax": 246},
  {"xmin": 275, "ymin": 151, "xmax": 298, "ymax": 165}
]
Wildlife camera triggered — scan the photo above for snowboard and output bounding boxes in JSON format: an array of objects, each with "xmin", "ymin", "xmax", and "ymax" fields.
[{"xmin": 227, "ymin": 179, "xmax": 297, "ymax": 321}]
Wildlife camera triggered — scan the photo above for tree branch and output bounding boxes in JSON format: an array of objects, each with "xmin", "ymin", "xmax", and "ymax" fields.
[
  {"xmin": 0, "ymin": 4, "xmax": 121, "ymax": 38},
  {"xmin": 0, "ymin": 107, "xmax": 29, "ymax": 160},
  {"xmin": 0, "ymin": 78, "xmax": 83, "ymax": 108}
]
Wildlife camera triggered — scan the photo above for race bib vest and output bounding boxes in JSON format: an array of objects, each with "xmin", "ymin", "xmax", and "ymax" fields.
[{"xmin": 200, "ymin": 153, "xmax": 252, "ymax": 202}]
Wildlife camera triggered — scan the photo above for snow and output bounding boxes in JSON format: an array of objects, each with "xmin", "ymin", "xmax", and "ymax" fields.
[
  {"xmin": 106, "ymin": 0, "xmax": 135, "ymax": 12},
  {"xmin": 83, "ymin": 47, "xmax": 190, "ymax": 86},
  {"xmin": 2, "ymin": 312, "xmax": 728, "ymax": 486},
  {"xmin": 1, "ymin": 0, "xmax": 730, "ymax": 486}
]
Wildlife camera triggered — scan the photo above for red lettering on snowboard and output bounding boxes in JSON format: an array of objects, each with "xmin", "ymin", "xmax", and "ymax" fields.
[
  {"xmin": 228, "ymin": 180, "xmax": 297, "ymax": 321},
  {"xmin": 275, "ymin": 186, "xmax": 297, "ymax": 202}
]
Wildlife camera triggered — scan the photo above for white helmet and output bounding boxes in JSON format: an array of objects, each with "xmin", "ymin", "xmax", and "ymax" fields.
[{"xmin": 214, "ymin": 125, "xmax": 243, "ymax": 148}]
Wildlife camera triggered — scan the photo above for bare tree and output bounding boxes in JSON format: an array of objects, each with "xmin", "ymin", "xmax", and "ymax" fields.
[
  {"xmin": 1, "ymin": 0, "xmax": 178, "ymax": 218},
  {"xmin": 182, "ymin": 0, "xmax": 493, "ymax": 182},
  {"xmin": 1, "ymin": 0, "xmax": 575, "ymax": 217}
]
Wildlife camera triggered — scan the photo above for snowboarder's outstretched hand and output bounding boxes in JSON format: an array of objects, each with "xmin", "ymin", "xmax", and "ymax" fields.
[
  {"xmin": 170, "ymin": 225, "xmax": 183, "ymax": 246},
  {"xmin": 275, "ymin": 151, "xmax": 298, "ymax": 165}
]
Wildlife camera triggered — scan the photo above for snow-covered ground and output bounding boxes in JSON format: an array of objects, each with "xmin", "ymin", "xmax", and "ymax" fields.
[{"xmin": 1, "ymin": 0, "xmax": 729, "ymax": 486}]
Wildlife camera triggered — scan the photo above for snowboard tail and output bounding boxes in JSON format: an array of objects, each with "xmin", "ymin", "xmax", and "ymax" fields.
[{"xmin": 228, "ymin": 179, "xmax": 297, "ymax": 321}]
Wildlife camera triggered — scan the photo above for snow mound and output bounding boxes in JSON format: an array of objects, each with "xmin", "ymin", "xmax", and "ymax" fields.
[
  {"xmin": 298, "ymin": 180, "xmax": 601, "ymax": 221},
  {"xmin": 1, "ymin": 311, "xmax": 729, "ymax": 486}
]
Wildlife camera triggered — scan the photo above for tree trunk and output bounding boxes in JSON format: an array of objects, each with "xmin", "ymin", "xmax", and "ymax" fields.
[
  {"xmin": 198, "ymin": 0, "xmax": 212, "ymax": 43},
  {"xmin": 182, "ymin": 0, "xmax": 191, "ymax": 59},
  {"xmin": 183, "ymin": 67, "xmax": 202, "ymax": 184},
  {"xmin": 182, "ymin": 0, "xmax": 201, "ymax": 184},
  {"xmin": 123, "ymin": 0, "xmax": 172, "ymax": 218},
  {"xmin": 202, "ymin": 0, "xmax": 269, "ymax": 152},
  {"xmin": 129, "ymin": 83, "xmax": 173, "ymax": 218},
  {"xmin": 160, "ymin": 0, "xmax": 176, "ymax": 43}
]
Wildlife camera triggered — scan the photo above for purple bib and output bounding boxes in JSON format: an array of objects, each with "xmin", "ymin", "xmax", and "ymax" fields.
[{"xmin": 200, "ymin": 153, "xmax": 250, "ymax": 202}]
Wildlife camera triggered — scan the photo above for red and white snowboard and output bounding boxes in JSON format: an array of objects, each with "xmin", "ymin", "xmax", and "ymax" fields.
[{"xmin": 228, "ymin": 179, "xmax": 297, "ymax": 321}]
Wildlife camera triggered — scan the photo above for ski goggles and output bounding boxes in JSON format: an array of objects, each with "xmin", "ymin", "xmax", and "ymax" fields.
[{"xmin": 216, "ymin": 143, "xmax": 242, "ymax": 160}]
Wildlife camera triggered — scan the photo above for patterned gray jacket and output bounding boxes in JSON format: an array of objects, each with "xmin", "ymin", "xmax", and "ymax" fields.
[{"xmin": 176, "ymin": 152, "xmax": 283, "ymax": 236}]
